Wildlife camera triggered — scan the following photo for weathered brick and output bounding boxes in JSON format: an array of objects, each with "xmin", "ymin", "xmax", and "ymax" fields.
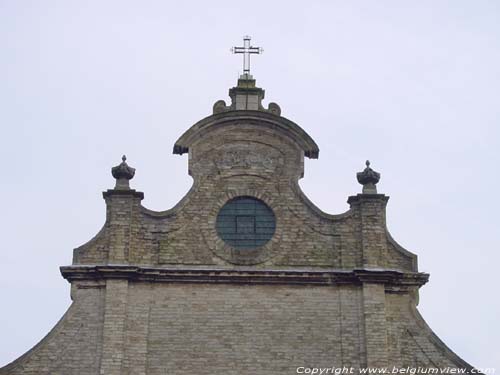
[{"xmin": 0, "ymin": 76, "xmax": 474, "ymax": 375}]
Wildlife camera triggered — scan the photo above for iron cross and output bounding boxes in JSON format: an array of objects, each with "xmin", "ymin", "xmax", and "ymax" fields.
[{"xmin": 231, "ymin": 36, "xmax": 263, "ymax": 75}]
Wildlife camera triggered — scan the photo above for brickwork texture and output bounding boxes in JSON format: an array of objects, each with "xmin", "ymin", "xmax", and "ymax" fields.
[{"xmin": 0, "ymin": 79, "xmax": 474, "ymax": 374}]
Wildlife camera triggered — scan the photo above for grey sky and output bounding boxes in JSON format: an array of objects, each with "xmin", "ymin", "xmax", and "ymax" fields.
[{"xmin": 0, "ymin": 0, "xmax": 498, "ymax": 370}]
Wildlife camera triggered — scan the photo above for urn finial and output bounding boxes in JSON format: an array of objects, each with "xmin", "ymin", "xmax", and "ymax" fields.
[
  {"xmin": 356, "ymin": 160, "xmax": 381, "ymax": 194},
  {"xmin": 111, "ymin": 155, "xmax": 136, "ymax": 190}
]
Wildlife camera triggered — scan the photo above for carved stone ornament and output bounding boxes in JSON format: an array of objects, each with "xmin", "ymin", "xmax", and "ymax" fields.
[
  {"xmin": 356, "ymin": 160, "xmax": 381, "ymax": 194},
  {"xmin": 212, "ymin": 100, "xmax": 229, "ymax": 114},
  {"xmin": 267, "ymin": 102, "xmax": 281, "ymax": 116},
  {"xmin": 217, "ymin": 149, "xmax": 275, "ymax": 170},
  {"xmin": 111, "ymin": 155, "xmax": 135, "ymax": 189}
]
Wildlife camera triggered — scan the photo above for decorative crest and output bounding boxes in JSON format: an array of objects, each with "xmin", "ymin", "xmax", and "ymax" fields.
[
  {"xmin": 356, "ymin": 160, "xmax": 381, "ymax": 194},
  {"xmin": 111, "ymin": 155, "xmax": 136, "ymax": 190},
  {"xmin": 231, "ymin": 36, "xmax": 263, "ymax": 76}
]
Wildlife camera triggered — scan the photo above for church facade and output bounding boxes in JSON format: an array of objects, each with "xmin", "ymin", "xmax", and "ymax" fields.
[{"xmin": 1, "ymin": 73, "xmax": 474, "ymax": 374}]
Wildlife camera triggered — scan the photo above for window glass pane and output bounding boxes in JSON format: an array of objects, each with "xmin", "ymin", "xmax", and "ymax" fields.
[{"xmin": 216, "ymin": 196, "xmax": 276, "ymax": 249}]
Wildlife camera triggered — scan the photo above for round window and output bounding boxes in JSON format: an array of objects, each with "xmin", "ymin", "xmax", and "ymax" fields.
[{"xmin": 216, "ymin": 196, "xmax": 276, "ymax": 250}]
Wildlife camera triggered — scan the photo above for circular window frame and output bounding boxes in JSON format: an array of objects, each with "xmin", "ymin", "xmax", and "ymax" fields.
[
  {"xmin": 216, "ymin": 196, "xmax": 276, "ymax": 250},
  {"xmin": 206, "ymin": 191, "xmax": 282, "ymax": 265}
]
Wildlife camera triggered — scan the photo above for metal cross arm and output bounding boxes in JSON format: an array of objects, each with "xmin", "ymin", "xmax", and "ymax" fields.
[{"xmin": 231, "ymin": 36, "xmax": 263, "ymax": 75}]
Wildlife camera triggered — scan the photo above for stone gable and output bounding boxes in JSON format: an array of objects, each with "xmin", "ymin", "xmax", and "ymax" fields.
[{"xmin": 0, "ymin": 75, "xmax": 475, "ymax": 375}]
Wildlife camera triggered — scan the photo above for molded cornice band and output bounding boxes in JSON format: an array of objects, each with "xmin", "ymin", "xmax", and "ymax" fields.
[{"xmin": 60, "ymin": 265, "xmax": 429, "ymax": 287}]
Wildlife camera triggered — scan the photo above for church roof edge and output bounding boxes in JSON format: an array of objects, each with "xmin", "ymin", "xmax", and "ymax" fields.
[{"xmin": 173, "ymin": 110, "xmax": 319, "ymax": 159}]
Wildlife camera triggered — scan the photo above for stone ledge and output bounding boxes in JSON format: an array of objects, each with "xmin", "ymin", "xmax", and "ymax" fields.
[
  {"xmin": 102, "ymin": 189, "xmax": 144, "ymax": 199},
  {"xmin": 347, "ymin": 194, "xmax": 390, "ymax": 205},
  {"xmin": 60, "ymin": 265, "xmax": 429, "ymax": 287}
]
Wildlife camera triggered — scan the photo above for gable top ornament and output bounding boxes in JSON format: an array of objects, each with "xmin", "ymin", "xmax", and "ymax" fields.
[
  {"xmin": 356, "ymin": 160, "xmax": 381, "ymax": 194},
  {"xmin": 213, "ymin": 36, "xmax": 280, "ymax": 115},
  {"xmin": 231, "ymin": 35, "xmax": 263, "ymax": 78},
  {"xmin": 111, "ymin": 155, "xmax": 136, "ymax": 190}
]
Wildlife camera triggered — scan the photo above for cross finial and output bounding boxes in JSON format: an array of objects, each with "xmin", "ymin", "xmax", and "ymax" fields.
[{"xmin": 231, "ymin": 36, "xmax": 263, "ymax": 76}]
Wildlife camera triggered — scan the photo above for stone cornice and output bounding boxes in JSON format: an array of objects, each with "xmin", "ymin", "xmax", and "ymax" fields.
[
  {"xmin": 102, "ymin": 189, "xmax": 144, "ymax": 199},
  {"xmin": 173, "ymin": 111, "xmax": 319, "ymax": 159},
  {"xmin": 60, "ymin": 265, "xmax": 429, "ymax": 288},
  {"xmin": 347, "ymin": 194, "xmax": 389, "ymax": 205}
]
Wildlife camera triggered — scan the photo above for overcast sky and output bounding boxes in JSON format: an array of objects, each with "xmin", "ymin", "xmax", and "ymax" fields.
[{"xmin": 0, "ymin": 0, "xmax": 498, "ymax": 370}]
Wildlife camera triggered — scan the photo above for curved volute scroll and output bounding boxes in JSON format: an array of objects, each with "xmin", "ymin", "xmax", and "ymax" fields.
[
  {"xmin": 211, "ymin": 74, "xmax": 281, "ymax": 116},
  {"xmin": 219, "ymin": 36, "xmax": 280, "ymax": 115}
]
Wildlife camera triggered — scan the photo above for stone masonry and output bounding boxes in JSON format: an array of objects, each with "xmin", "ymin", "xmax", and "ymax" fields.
[{"xmin": 0, "ymin": 74, "xmax": 475, "ymax": 375}]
